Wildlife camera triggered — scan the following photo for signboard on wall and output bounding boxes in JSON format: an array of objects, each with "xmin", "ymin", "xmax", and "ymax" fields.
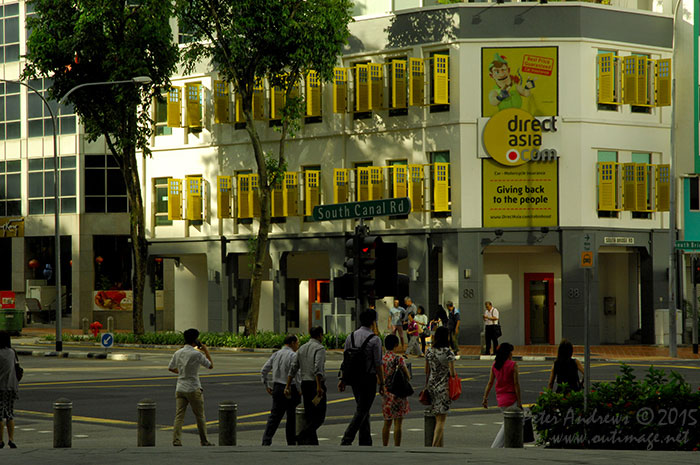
[
  {"xmin": 0, "ymin": 217, "xmax": 24, "ymax": 237},
  {"xmin": 481, "ymin": 46, "xmax": 558, "ymax": 118},
  {"xmin": 482, "ymin": 159, "xmax": 558, "ymax": 227}
]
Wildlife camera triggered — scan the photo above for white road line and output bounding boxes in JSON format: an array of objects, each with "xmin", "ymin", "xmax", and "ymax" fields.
[
  {"xmin": 407, "ymin": 428, "xmax": 423, "ymax": 432},
  {"xmin": 74, "ymin": 435, "xmax": 89, "ymax": 438},
  {"xmin": 450, "ymin": 424, "xmax": 467, "ymax": 428},
  {"xmin": 471, "ymin": 423, "xmax": 486, "ymax": 426}
]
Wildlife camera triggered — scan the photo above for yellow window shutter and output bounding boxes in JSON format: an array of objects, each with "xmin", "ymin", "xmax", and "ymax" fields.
[
  {"xmin": 393, "ymin": 165, "xmax": 407, "ymax": 198},
  {"xmin": 623, "ymin": 56, "xmax": 638, "ymax": 105},
  {"xmin": 235, "ymin": 93, "xmax": 244, "ymax": 123},
  {"xmin": 217, "ymin": 176, "xmax": 232, "ymax": 219},
  {"xmin": 185, "ymin": 176, "xmax": 203, "ymax": 220},
  {"xmin": 237, "ymin": 174, "xmax": 251, "ymax": 219},
  {"xmin": 408, "ymin": 164, "xmax": 423, "ymax": 212},
  {"xmin": 597, "ymin": 162, "xmax": 617, "ymax": 211},
  {"xmin": 355, "ymin": 64, "xmax": 369, "ymax": 112},
  {"xmin": 433, "ymin": 54, "xmax": 449, "ymax": 105},
  {"xmin": 285, "ymin": 172, "xmax": 298, "ymax": 216},
  {"xmin": 214, "ymin": 81, "xmax": 230, "ymax": 124},
  {"xmin": 392, "ymin": 60, "xmax": 407, "ymax": 109},
  {"xmin": 636, "ymin": 56, "xmax": 649, "ymax": 106},
  {"xmin": 357, "ymin": 167, "xmax": 370, "ymax": 201},
  {"xmin": 635, "ymin": 163, "xmax": 649, "ymax": 211},
  {"xmin": 369, "ymin": 166, "xmax": 383, "ymax": 200},
  {"xmin": 433, "ymin": 162, "xmax": 449, "ymax": 212},
  {"xmin": 271, "ymin": 176, "xmax": 285, "ymax": 217},
  {"xmin": 655, "ymin": 59, "xmax": 671, "ymax": 107},
  {"xmin": 334, "ymin": 168, "xmax": 349, "ymax": 203},
  {"xmin": 253, "ymin": 79, "xmax": 265, "ymax": 120},
  {"xmin": 306, "ymin": 70, "xmax": 322, "ymax": 117},
  {"xmin": 251, "ymin": 174, "xmax": 261, "ymax": 217},
  {"xmin": 304, "ymin": 170, "xmax": 321, "ymax": 216},
  {"xmin": 167, "ymin": 178, "xmax": 182, "ymax": 220},
  {"xmin": 271, "ymin": 83, "xmax": 285, "ymax": 120},
  {"xmin": 597, "ymin": 53, "xmax": 615, "ymax": 104},
  {"xmin": 333, "ymin": 68, "xmax": 347, "ymax": 114},
  {"xmin": 368, "ymin": 63, "xmax": 383, "ymax": 110},
  {"xmin": 409, "ymin": 58, "xmax": 424, "ymax": 106},
  {"xmin": 656, "ymin": 164, "xmax": 670, "ymax": 211},
  {"xmin": 622, "ymin": 163, "xmax": 636, "ymax": 210},
  {"xmin": 185, "ymin": 83, "xmax": 202, "ymax": 128},
  {"xmin": 167, "ymin": 87, "xmax": 182, "ymax": 127}
]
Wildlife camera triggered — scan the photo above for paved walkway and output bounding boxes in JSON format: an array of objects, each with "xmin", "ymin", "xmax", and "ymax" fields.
[{"xmin": 13, "ymin": 327, "xmax": 700, "ymax": 360}]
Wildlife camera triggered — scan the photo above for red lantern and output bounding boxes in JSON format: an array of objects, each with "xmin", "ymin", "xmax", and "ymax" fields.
[
  {"xmin": 28, "ymin": 259, "xmax": 40, "ymax": 270},
  {"xmin": 95, "ymin": 256, "xmax": 104, "ymax": 265},
  {"xmin": 154, "ymin": 257, "xmax": 163, "ymax": 264},
  {"xmin": 69, "ymin": 259, "xmax": 73, "ymax": 267}
]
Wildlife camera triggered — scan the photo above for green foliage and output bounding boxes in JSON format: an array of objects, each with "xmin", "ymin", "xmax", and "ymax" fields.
[
  {"xmin": 265, "ymin": 153, "xmax": 288, "ymax": 188},
  {"xmin": 532, "ymin": 364, "xmax": 700, "ymax": 450},
  {"xmin": 45, "ymin": 331, "xmax": 349, "ymax": 350}
]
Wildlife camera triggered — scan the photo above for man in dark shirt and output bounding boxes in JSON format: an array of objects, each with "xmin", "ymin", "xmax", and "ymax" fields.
[
  {"xmin": 338, "ymin": 309, "xmax": 384, "ymax": 446},
  {"xmin": 446, "ymin": 301, "xmax": 461, "ymax": 357}
]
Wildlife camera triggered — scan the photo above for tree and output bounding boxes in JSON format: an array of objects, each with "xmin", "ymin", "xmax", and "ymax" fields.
[
  {"xmin": 24, "ymin": 0, "xmax": 179, "ymax": 334},
  {"xmin": 175, "ymin": 0, "xmax": 353, "ymax": 335}
]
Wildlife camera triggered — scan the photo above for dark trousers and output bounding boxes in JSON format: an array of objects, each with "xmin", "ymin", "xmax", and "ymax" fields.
[
  {"xmin": 485, "ymin": 325, "xmax": 499, "ymax": 355},
  {"xmin": 341, "ymin": 379, "xmax": 377, "ymax": 446},
  {"xmin": 297, "ymin": 380, "xmax": 327, "ymax": 445},
  {"xmin": 419, "ymin": 333, "xmax": 427, "ymax": 353},
  {"xmin": 262, "ymin": 383, "xmax": 300, "ymax": 445},
  {"xmin": 448, "ymin": 329, "xmax": 460, "ymax": 353}
]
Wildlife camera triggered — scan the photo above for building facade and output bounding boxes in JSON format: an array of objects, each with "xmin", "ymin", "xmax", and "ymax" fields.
[{"xmin": 2, "ymin": 0, "xmax": 692, "ymax": 345}]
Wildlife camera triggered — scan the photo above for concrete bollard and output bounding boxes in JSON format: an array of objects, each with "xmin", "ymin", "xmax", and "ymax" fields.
[
  {"xmin": 137, "ymin": 399, "xmax": 156, "ymax": 447},
  {"xmin": 218, "ymin": 401, "xmax": 237, "ymax": 446},
  {"xmin": 503, "ymin": 405, "xmax": 524, "ymax": 448},
  {"xmin": 424, "ymin": 411, "xmax": 435, "ymax": 447},
  {"xmin": 295, "ymin": 405, "xmax": 308, "ymax": 440},
  {"xmin": 107, "ymin": 316, "xmax": 114, "ymax": 333},
  {"xmin": 81, "ymin": 318, "xmax": 89, "ymax": 335},
  {"xmin": 53, "ymin": 398, "xmax": 72, "ymax": 448}
]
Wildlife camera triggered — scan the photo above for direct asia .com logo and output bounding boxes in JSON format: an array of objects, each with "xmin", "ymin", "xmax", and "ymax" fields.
[{"xmin": 483, "ymin": 108, "xmax": 558, "ymax": 166}]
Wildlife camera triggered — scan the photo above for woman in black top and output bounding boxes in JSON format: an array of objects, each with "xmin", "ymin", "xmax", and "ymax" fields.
[{"xmin": 547, "ymin": 339, "xmax": 584, "ymax": 393}]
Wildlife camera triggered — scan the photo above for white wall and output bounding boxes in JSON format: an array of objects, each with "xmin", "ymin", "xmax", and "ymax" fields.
[
  {"xmin": 598, "ymin": 250, "xmax": 633, "ymax": 343},
  {"xmin": 174, "ymin": 255, "xmax": 208, "ymax": 332}
]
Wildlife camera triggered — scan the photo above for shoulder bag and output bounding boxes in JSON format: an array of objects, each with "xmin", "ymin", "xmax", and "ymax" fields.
[
  {"xmin": 386, "ymin": 356, "xmax": 414, "ymax": 398},
  {"xmin": 14, "ymin": 349, "xmax": 23, "ymax": 382},
  {"xmin": 493, "ymin": 323, "xmax": 502, "ymax": 339}
]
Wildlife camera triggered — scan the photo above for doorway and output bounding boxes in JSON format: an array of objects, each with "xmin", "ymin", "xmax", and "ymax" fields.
[{"xmin": 524, "ymin": 273, "xmax": 555, "ymax": 344}]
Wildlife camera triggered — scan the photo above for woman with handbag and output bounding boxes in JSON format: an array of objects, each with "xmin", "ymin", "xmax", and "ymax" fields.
[
  {"xmin": 0, "ymin": 331, "xmax": 20, "ymax": 448},
  {"xmin": 482, "ymin": 342, "xmax": 522, "ymax": 448},
  {"xmin": 381, "ymin": 335, "xmax": 411, "ymax": 446},
  {"xmin": 424, "ymin": 326, "xmax": 456, "ymax": 447}
]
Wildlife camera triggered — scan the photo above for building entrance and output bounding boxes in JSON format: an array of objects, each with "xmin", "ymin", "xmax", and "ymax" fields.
[{"xmin": 525, "ymin": 273, "xmax": 555, "ymax": 344}]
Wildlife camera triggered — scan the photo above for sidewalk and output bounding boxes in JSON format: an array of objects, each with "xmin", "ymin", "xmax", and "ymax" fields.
[{"xmin": 13, "ymin": 326, "xmax": 700, "ymax": 361}]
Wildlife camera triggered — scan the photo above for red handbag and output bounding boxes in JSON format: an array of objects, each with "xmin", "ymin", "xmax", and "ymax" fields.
[
  {"xmin": 448, "ymin": 375, "xmax": 462, "ymax": 401},
  {"xmin": 419, "ymin": 389, "xmax": 431, "ymax": 405}
]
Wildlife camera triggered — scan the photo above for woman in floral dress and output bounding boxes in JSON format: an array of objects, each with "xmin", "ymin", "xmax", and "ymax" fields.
[
  {"xmin": 424, "ymin": 326, "xmax": 456, "ymax": 447},
  {"xmin": 381, "ymin": 334, "xmax": 410, "ymax": 446}
]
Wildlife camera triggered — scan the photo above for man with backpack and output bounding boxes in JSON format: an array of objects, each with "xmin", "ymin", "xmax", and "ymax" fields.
[{"xmin": 338, "ymin": 309, "xmax": 384, "ymax": 446}]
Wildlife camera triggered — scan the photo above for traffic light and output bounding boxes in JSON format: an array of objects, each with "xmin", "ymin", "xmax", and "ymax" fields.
[
  {"xmin": 358, "ymin": 234, "xmax": 383, "ymax": 299},
  {"xmin": 694, "ymin": 257, "xmax": 700, "ymax": 285},
  {"xmin": 374, "ymin": 241, "xmax": 409, "ymax": 298},
  {"xmin": 333, "ymin": 234, "xmax": 357, "ymax": 299}
]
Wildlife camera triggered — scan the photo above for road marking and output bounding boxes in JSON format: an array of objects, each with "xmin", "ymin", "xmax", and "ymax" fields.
[
  {"xmin": 74, "ymin": 435, "xmax": 89, "ymax": 438},
  {"xmin": 472, "ymin": 423, "xmax": 486, "ymax": 426},
  {"xmin": 450, "ymin": 424, "xmax": 467, "ymax": 428},
  {"xmin": 16, "ymin": 409, "xmax": 139, "ymax": 427},
  {"xmin": 407, "ymin": 428, "xmax": 423, "ymax": 432},
  {"xmin": 19, "ymin": 372, "xmax": 259, "ymax": 387},
  {"xmin": 38, "ymin": 430, "xmax": 51, "ymax": 434}
]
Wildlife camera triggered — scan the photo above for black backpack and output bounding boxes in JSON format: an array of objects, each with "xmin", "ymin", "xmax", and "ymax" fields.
[{"xmin": 340, "ymin": 332, "xmax": 375, "ymax": 386}]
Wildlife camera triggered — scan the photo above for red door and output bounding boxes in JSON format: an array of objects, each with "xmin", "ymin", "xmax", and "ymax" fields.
[{"xmin": 524, "ymin": 273, "xmax": 555, "ymax": 345}]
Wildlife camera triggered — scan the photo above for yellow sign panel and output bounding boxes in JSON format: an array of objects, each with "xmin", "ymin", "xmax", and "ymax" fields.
[
  {"xmin": 0, "ymin": 217, "xmax": 24, "ymax": 237},
  {"xmin": 482, "ymin": 159, "xmax": 558, "ymax": 228},
  {"xmin": 581, "ymin": 252, "xmax": 593, "ymax": 268},
  {"xmin": 482, "ymin": 47, "xmax": 558, "ymax": 117},
  {"xmin": 483, "ymin": 108, "xmax": 558, "ymax": 167}
]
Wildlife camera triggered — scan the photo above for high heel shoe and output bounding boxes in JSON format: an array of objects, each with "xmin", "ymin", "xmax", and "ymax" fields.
[{"xmin": 8, "ymin": 441, "xmax": 16, "ymax": 448}]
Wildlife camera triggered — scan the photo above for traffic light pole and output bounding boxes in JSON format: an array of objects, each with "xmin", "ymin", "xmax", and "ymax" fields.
[{"xmin": 353, "ymin": 220, "xmax": 367, "ymax": 325}]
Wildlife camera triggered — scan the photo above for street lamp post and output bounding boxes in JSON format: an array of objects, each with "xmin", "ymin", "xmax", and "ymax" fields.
[{"xmin": 2, "ymin": 76, "xmax": 151, "ymax": 352}]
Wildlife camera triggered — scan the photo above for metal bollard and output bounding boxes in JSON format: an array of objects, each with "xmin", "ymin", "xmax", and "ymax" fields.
[
  {"xmin": 424, "ymin": 411, "xmax": 435, "ymax": 447},
  {"xmin": 503, "ymin": 405, "xmax": 524, "ymax": 448},
  {"xmin": 218, "ymin": 401, "xmax": 237, "ymax": 446},
  {"xmin": 107, "ymin": 316, "xmax": 114, "ymax": 333},
  {"xmin": 53, "ymin": 398, "xmax": 72, "ymax": 448},
  {"xmin": 81, "ymin": 318, "xmax": 89, "ymax": 335},
  {"xmin": 295, "ymin": 405, "xmax": 308, "ymax": 439},
  {"xmin": 137, "ymin": 399, "xmax": 156, "ymax": 447}
]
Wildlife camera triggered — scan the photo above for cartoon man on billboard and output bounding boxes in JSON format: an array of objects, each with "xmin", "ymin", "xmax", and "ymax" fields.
[{"xmin": 488, "ymin": 53, "xmax": 536, "ymax": 111}]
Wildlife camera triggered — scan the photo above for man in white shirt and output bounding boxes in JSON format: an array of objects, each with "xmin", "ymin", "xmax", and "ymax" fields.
[
  {"xmin": 168, "ymin": 328, "xmax": 214, "ymax": 446},
  {"xmin": 261, "ymin": 335, "xmax": 301, "ymax": 445},
  {"xmin": 387, "ymin": 299, "xmax": 405, "ymax": 350},
  {"xmin": 483, "ymin": 301, "xmax": 500, "ymax": 355}
]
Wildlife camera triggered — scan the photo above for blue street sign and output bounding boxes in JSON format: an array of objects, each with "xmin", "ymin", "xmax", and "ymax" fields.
[{"xmin": 101, "ymin": 332, "xmax": 114, "ymax": 349}]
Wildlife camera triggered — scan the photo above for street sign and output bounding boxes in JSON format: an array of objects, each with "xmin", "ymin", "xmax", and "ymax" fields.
[
  {"xmin": 312, "ymin": 198, "xmax": 411, "ymax": 222},
  {"xmin": 580, "ymin": 251, "xmax": 593, "ymax": 268},
  {"xmin": 675, "ymin": 240, "xmax": 700, "ymax": 251},
  {"xmin": 581, "ymin": 233, "xmax": 592, "ymax": 252},
  {"xmin": 100, "ymin": 332, "xmax": 114, "ymax": 349}
]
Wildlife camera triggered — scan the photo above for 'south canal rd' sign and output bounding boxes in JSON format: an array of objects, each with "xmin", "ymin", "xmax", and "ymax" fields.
[{"xmin": 312, "ymin": 198, "xmax": 411, "ymax": 221}]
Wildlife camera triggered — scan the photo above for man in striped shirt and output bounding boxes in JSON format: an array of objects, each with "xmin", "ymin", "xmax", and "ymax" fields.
[
  {"xmin": 261, "ymin": 335, "xmax": 301, "ymax": 445},
  {"xmin": 286, "ymin": 326, "xmax": 326, "ymax": 445}
]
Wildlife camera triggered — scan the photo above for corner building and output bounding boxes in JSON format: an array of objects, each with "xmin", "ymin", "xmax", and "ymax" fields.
[{"xmin": 1, "ymin": 1, "xmax": 681, "ymax": 345}]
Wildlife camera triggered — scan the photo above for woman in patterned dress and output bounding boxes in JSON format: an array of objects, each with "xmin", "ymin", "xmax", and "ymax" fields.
[
  {"xmin": 424, "ymin": 326, "xmax": 456, "ymax": 447},
  {"xmin": 0, "ymin": 331, "xmax": 19, "ymax": 448},
  {"xmin": 381, "ymin": 334, "xmax": 411, "ymax": 446}
]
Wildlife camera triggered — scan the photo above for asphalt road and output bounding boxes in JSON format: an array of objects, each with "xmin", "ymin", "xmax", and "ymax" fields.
[{"xmin": 14, "ymin": 346, "xmax": 700, "ymax": 439}]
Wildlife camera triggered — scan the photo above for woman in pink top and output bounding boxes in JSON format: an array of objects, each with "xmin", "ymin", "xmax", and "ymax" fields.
[{"xmin": 481, "ymin": 343, "xmax": 522, "ymax": 448}]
